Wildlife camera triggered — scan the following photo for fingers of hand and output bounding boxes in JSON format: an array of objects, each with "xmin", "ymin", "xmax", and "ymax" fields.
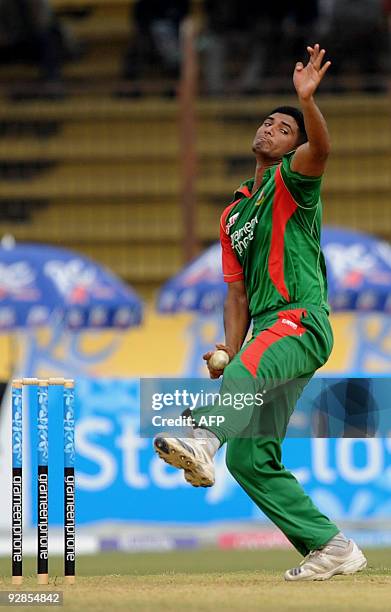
[
  {"xmin": 306, "ymin": 44, "xmax": 316, "ymax": 62},
  {"xmin": 307, "ymin": 43, "xmax": 329, "ymax": 71},
  {"xmin": 311, "ymin": 43, "xmax": 320, "ymax": 60},
  {"xmin": 314, "ymin": 48, "xmax": 326, "ymax": 70},
  {"xmin": 203, "ymin": 349, "xmax": 223, "ymax": 377},
  {"xmin": 306, "ymin": 45, "xmax": 314, "ymax": 63},
  {"xmin": 319, "ymin": 60, "xmax": 332, "ymax": 77},
  {"xmin": 209, "ymin": 369, "xmax": 222, "ymax": 379},
  {"xmin": 215, "ymin": 343, "xmax": 235, "ymax": 362}
]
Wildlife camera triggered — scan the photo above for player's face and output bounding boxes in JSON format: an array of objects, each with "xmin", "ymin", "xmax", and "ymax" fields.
[{"xmin": 252, "ymin": 113, "xmax": 300, "ymax": 159}]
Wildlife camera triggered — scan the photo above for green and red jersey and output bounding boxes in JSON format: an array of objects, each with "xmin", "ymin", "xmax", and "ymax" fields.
[{"xmin": 220, "ymin": 151, "xmax": 329, "ymax": 317}]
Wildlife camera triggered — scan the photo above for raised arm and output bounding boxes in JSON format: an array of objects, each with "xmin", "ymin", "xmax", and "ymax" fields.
[{"xmin": 291, "ymin": 44, "xmax": 332, "ymax": 177}]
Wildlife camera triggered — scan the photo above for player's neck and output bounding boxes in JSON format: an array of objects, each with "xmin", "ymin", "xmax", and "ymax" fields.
[{"xmin": 252, "ymin": 157, "xmax": 281, "ymax": 194}]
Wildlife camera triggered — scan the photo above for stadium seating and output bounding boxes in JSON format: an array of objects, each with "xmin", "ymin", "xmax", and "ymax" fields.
[{"xmin": 0, "ymin": 3, "xmax": 389, "ymax": 299}]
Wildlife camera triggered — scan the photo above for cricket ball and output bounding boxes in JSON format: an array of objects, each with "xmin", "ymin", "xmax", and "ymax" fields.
[{"xmin": 209, "ymin": 349, "xmax": 230, "ymax": 370}]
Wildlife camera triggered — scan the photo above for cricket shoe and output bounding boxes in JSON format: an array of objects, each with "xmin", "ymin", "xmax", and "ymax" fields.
[
  {"xmin": 284, "ymin": 540, "xmax": 367, "ymax": 581},
  {"xmin": 154, "ymin": 436, "xmax": 215, "ymax": 487}
]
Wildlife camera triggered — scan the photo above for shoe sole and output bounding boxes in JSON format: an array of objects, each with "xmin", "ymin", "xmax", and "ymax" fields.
[
  {"xmin": 340, "ymin": 555, "xmax": 368, "ymax": 576},
  {"xmin": 314, "ymin": 555, "xmax": 367, "ymax": 581},
  {"xmin": 154, "ymin": 437, "xmax": 214, "ymax": 487},
  {"xmin": 285, "ymin": 552, "xmax": 367, "ymax": 581}
]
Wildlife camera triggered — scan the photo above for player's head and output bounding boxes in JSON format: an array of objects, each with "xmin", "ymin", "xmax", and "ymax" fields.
[{"xmin": 252, "ymin": 106, "xmax": 308, "ymax": 159}]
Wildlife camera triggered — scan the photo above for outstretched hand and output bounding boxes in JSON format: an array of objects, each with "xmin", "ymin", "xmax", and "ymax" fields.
[{"xmin": 293, "ymin": 44, "xmax": 331, "ymax": 101}]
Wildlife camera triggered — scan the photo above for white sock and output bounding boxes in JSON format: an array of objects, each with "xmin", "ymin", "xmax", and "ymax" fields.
[{"xmin": 193, "ymin": 427, "xmax": 220, "ymax": 456}]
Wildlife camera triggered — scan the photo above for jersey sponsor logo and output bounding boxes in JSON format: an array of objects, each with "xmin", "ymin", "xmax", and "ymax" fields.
[
  {"xmin": 225, "ymin": 212, "xmax": 240, "ymax": 235},
  {"xmin": 281, "ymin": 318, "xmax": 298, "ymax": 330},
  {"xmin": 231, "ymin": 217, "xmax": 259, "ymax": 256},
  {"xmin": 255, "ymin": 189, "xmax": 265, "ymax": 206}
]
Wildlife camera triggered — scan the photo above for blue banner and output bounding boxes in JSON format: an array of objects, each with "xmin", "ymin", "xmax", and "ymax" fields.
[{"xmin": 0, "ymin": 242, "xmax": 142, "ymax": 329}]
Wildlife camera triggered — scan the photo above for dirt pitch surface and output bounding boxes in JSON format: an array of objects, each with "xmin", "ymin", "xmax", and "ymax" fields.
[{"xmin": 0, "ymin": 548, "xmax": 390, "ymax": 611}]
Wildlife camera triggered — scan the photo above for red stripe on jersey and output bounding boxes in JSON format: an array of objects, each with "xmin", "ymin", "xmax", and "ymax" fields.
[
  {"xmin": 240, "ymin": 309, "xmax": 307, "ymax": 376},
  {"xmin": 220, "ymin": 198, "xmax": 244, "ymax": 283},
  {"xmin": 268, "ymin": 166, "xmax": 298, "ymax": 301}
]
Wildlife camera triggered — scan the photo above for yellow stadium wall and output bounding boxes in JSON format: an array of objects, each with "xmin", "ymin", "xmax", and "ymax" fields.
[{"xmin": 0, "ymin": 309, "xmax": 390, "ymax": 379}]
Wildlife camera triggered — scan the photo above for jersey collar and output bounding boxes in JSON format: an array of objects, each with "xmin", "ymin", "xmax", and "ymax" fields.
[
  {"xmin": 234, "ymin": 184, "xmax": 252, "ymax": 199},
  {"xmin": 234, "ymin": 165, "xmax": 276, "ymax": 200}
]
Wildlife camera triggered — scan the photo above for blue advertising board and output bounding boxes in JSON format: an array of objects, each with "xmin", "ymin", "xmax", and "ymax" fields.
[{"xmin": 27, "ymin": 378, "xmax": 391, "ymax": 527}]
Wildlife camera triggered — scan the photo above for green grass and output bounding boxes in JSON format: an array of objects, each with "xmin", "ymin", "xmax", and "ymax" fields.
[{"xmin": 0, "ymin": 549, "xmax": 390, "ymax": 611}]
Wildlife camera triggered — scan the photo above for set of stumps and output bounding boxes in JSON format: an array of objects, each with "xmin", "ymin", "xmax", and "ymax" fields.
[{"xmin": 11, "ymin": 378, "xmax": 76, "ymax": 585}]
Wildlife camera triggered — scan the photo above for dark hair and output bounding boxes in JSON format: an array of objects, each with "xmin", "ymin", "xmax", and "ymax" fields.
[{"xmin": 268, "ymin": 106, "xmax": 308, "ymax": 145}]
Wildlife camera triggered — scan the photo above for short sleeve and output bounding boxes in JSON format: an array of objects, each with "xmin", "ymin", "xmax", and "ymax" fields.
[
  {"xmin": 220, "ymin": 206, "xmax": 244, "ymax": 283},
  {"xmin": 280, "ymin": 151, "xmax": 322, "ymax": 209}
]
